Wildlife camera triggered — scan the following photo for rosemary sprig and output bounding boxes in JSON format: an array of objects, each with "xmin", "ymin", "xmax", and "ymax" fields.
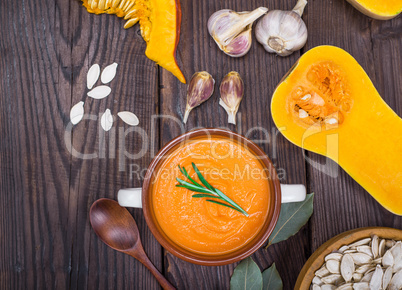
[{"xmin": 176, "ymin": 163, "xmax": 249, "ymax": 217}]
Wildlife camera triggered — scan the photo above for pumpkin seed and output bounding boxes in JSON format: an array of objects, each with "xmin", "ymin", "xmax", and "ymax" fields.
[
  {"xmin": 339, "ymin": 246, "xmax": 350, "ymax": 253},
  {"xmin": 388, "ymin": 269, "xmax": 402, "ymax": 290},
  {"xmin": 369, "ymin": 265, "xmax": 382, "ymax": 290},
  {"xmin": 378, "ymin": 239, "xmax": 386, "ymax": 257},
  {"xmin": 386, "ymin": 240, "xmax": 396, "ymax": 248},
  {"xmin": 349, "ymin": 238, "xmax": 371, "ymax": 248},
  {"xmin": 321, "ymin": 285, "xmax": 336, "ymax": 290},
  {"xmin": 361, "ymin": 271, "xmax": 374, "ymax": 283},
  {"xmin": 352, "ymin": 273, "xmax": 362, "ymax": 282},
  {"xmin": 350, "ymin": 253, "xmax": 372, "ymax": 266},
  {"xmin": 101, "ymin": 109, "xmax": 113, "ymax": 131},
  {"xmin": 352, "ymin": 282, "xmax": 369, "ymax": 290},
  {"xmin": 383, "ymin": 249, "xmax": 394, "ymax": 268},
  {"xmin": 313, "ymin": 276, "xmax": 323, "ymax": 286},
  {"xmin": 325, "ymin": 253, "xmax": 343, "ymax": 262},
  {"xmin": 312, "ymin": 284, "xmax": 321, "ymax": 290},
  {"xmin": 371, "ymin": 235, "xmax": 379, "ymax": 259},
  {"xmin": 382, "ymin": 266, "xmax": 393, "ymax": 289},
  {"xmin": 341, "ymin": 254, "xmax": 355, "ymax": 283},
  {"xmin": 101, "ymin": 62, "xmax": 118, "ymax": 84},
  {"xmin": 355, "ymin": 264, "xmax": 375, "ymax": 275},
  {"xmin": 70, "ymin": 101, "xmax": 85, "ymax": 125},
  {"xmin": 117, "ymin": 111, "xmax": 139, "ymax": 126},
  {"xmin": 87, "ymin": 85, "xmax": 112, "ymax": 99},
  {"xmin": 327, "ymin": 260, "xmax": 341, "ymax": 274},
  {"xmin": 356, "ymin": 246, "xmax": 373, "ymax": 257},
  {"xmin": 87, "ymin": 64, "xmax": 100, "ymax": 89},
  {"xmin": 321, "ymin": 274, "xmax": 343, "ymax": 285}
]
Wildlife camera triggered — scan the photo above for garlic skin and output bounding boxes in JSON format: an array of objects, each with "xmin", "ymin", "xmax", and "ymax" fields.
[
  {"xmin": 183, "ymin": 72, "xmax": 215, "ymax": 124},
  {"xmin": 208, "ymin": 7, "xmax": 268, "ymax": 57},
  {"xmin": 219, "ymin": 71, "xmax": 244, "ymax": 124},
  {"xmin": 255, "ymin": 0, "xmax": 308, "ymax": 57}
]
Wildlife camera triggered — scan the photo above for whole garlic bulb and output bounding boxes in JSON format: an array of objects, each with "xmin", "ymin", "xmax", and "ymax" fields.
[
  {"xmin": 208, "ymin": 7, "xmax": 268, "ymax": 57},
  {"xmin": 255, "ymin": 0, "xmax": 308, "ymax": 57}
]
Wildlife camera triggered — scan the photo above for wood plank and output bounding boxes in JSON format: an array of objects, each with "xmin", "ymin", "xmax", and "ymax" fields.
[
  {"xmin": 160, "ymin": 0, "xmax": 308, "ymax": 288},
  {"xmin": 304, "ymin": 0, "xmax": 402, "ymax": 254},
  {"xmin": 65, "ymin": 2, "xmax": 162, "ymax": 290}
]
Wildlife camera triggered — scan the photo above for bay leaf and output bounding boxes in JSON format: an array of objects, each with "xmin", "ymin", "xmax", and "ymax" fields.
[
  {"xmin": 266, "ymin": 193, "xmax": 314, "ymax": 247},
  {"xmin": 262, "ymin": 263, "xmax": 283, "ymax": 290},
  {"xmin": 230, "ymin": 257, "xmax": 263, "ymax": 290}
]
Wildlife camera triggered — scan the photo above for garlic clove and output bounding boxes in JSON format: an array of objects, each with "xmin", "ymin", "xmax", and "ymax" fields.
[
  {"xmin": 255, "ymin": 0, "xmax": 308, "ymax": 57},
  {"xmin": 183, "ymin": 71, "xmax": 215, "ymax": 124},
  {"xmin": 208, "ymin": 7, "xmax": 268, "ymax": 57},
  {"xmin": 219, "ymin": 71, "xmax": 244, "ymax": 125},
  {"xmin": 223, "ymin": 25, "xmax": 253, "ymax": 57}
]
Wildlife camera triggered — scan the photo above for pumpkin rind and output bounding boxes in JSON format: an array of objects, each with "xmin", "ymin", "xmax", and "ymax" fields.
[
  {"xmin": 345, "ymin": 0, "xmax": 402, "ymax": 20},
  {"xmin": 271, "ymin": 46, "xmax": 402, "ymax": 215},
  {"xmin": 81, "ymin": 0, "xmax": 186, "ymax": 83}
]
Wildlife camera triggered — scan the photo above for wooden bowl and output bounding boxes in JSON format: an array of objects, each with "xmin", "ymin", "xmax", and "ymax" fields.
[{"xmin": 295, "ymin": 227, "xmax": 402, "ymax": 289}]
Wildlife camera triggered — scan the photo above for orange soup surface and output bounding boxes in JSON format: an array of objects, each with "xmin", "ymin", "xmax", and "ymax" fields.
[{"xmin": 151, "ymin": 137, "xmax": 270, "ymax": 255}]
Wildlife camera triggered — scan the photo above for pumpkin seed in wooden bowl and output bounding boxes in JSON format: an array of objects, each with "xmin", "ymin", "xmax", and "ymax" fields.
[{"xmin": 295, "ymin": 227, "xmax": 402, "ymax": 290}]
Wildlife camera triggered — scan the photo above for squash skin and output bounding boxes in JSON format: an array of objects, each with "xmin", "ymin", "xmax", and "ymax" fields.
[
  {"xmin": 345, "ymin": 0, "xmax": 402, "ymax": 20},
  {"xmin": 271, "ymin": 46, "xmax": 402, "ymax": 215},
  {"xmin": 81, "ymin": 0, "xmax": 186, "ymax": 83}
]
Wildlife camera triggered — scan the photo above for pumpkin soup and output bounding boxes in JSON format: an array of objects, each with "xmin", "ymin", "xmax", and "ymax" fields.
[{"xmin": 151, "ymin": 137, "xmax": 270, "ymax": 255}]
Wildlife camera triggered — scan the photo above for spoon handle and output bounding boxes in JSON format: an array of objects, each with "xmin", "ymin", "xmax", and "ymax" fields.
[{"xmin": 131, "ymin": 248, "xmax": 175, "ymax": 290}]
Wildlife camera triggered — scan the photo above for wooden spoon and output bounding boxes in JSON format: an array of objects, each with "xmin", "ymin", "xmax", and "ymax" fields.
[{"xmin": 90, "ymin": 198, "xmax": 175, "ymax": 290}]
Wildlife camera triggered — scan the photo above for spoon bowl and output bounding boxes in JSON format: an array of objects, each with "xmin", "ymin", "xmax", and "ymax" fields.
[{"xmin": 90, "ymin": 198, "xmax": 175, "ymax": 290}]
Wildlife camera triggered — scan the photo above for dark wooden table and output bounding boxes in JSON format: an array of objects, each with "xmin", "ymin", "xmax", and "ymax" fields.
[{"xmin": 1, "ymin": 0, "xmax": 401, "ymax": 289}]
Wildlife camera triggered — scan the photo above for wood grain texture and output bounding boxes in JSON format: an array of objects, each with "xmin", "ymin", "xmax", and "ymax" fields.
[{"xmin": 0, "ymin": 0, "xmax": 401, "ymax": 289}]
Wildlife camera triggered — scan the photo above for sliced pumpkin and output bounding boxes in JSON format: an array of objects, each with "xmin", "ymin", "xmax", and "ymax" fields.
[
  {"xmin": 82, "ymin": 0, "xmax": 186, "ymax": 83},
  {"xmin": 345, "ymin": 0, "xmax": 402, "ymax": 20},
  {"xmin": 271, "ymin": 45, "xmax": 402, "ymax": 215}
]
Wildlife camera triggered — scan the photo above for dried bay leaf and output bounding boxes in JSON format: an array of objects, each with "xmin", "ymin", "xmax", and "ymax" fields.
[
  {"xmin": 266, "ymin": 193, "xmax": 314, "ymax": 247},
  {"xmin": 262, "ymin": 263, "xmax": 283, "ymax": 290},
  {"xmin": 230, "ymin": 257, "xmax": 262, "ymax": 290}
]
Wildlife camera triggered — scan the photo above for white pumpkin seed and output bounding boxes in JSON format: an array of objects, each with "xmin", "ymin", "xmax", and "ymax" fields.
[
  {"xmin": 321, "ymin": 285, "xmax": 336, "ymax": 290},
  {"xmin": 369, "ymin": 265, "xmax": 382, "ymax": 290},
  {"xmin": 341, "ymin": 254, "xmax": 355, "ymax": 283},
  {"xmin": 382, "ymin": 266, "xmax": 393, "ymax": 289},
  {"xmin": 352, "ymin": 273, "xmax": 362, "ymax": 282},
  {"xmin": 344, "ymin": 250, "xmax": 358, "ymax": 254},
  {"xmin": 350, "ymin": 253, "xmax": 372, "ymax": 266},
  {"xmin": 327, "ymin": 260, "xmax": 341, "ymax": 274},
  {"xmin": 70, "ymin": 101, "xmax": 84, "ymax": 125},
  {"xmin": 339, "ymin": 246, "xmax": 350, "ymax": 253},
  {"xmin": 349, "ymin": 238, "xmax": 371, "ymax": 248},
  {"xmin": 388, "ymin": 269, "xmax": 402, "ymax": 290},
  {"xmin": 326, "ymin": 253, "xmax": 343, "ymax": 262},
  {"xmin": 87, "ymin": 85, "xmax": 112, "ymax": 99},
  {"xmin": 379, "ymin": 239, "xmax": 386, "ymax": 257},
  {"xmin": 383, "ymin": 249, "xmax": 395, "ymax": 268},
  {"xmin": 386, "ymin": 240, "xmax": 396, "ymax": 248},
  {"xmin": 372, "ymin": 258, "xmax": 382, "ymax": 264},
  {"xmin": 312, "ymin": 284, "xmax": 321, "ymax": 290},
  {"xmin": 101, "ymin": 109, "xmax": 113, "ymax": 131},
  {"xmin": 371, "ymin": 235, "xmax": 379, "ymax": 259},
  {"xmin": 299, "ymin": 109, "xmax": 309, "ymax": 118},
  {"xmin": 101, "ymin": 62, "xmax": 118, "ymax": 84},
  {"xmin": 352, "ymin": 282, "xmax": 369, "ymax": 290},
  {"xmin": 356, "ymin": 246, "xmax": 373, "ymax": 257},
  {"xmin": 355, "ymin": 264, "xmax": 375, "ymax": 275},
  {"xmin": 321, "ymin": 274, "xmax": 343, "ymax": 285},
  {"xmin": 336, "ymin": 283, "xmax": 353, "ymax": 290},
  {"xmin": 313, "ymin": 276, "xmax": 323, "ymax": 286},
  {"xmin": 87, "ymin": 64, "xmax": 100, "ymax": 89},
  {"xmin": 361, "ymin": 271, "xmax": 374, "ymax": 283},
  {"xmin": 117, "ymin": 111, "xmax": 139, "ymax": 126}
]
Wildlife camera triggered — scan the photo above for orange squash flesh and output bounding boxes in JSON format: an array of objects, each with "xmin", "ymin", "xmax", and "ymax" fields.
[
  {"xmin": 271, "ymin": 46, "xmax": 402, "ymax": 215},
  {"xmin": 346, "ymin": 0, "xmax": 402, "ymax": 20},
  {"xmin": 82, "ymin": 0, "xmax": 186, "ymax": 83}
]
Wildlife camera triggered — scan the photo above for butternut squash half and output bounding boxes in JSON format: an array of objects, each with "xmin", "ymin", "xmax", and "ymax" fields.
[
  {"xmin": 346, "ymin": 0, "xmax": 402, "ymax": 20},
  {"xmin": 82, "ymin": 0, "xmax": 186, "ymax": 83},
  {"xmin": 271, "ymin": 46, "xmax": 402, "ymax": 215}
]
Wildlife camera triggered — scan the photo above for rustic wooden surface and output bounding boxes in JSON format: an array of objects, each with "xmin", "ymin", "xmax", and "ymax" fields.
[{"xmin": 0, "ymin": 0, "xmax": 401, "ymax": 289}]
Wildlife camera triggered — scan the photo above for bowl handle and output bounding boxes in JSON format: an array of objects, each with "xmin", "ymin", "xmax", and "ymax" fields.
[
  {"xmin": 280, "ymin": 184, "xmax": 306, "ymax": 203},
  {"xmin": 118, "ymin": 188, "xmax": 142, "ymax": 208}
]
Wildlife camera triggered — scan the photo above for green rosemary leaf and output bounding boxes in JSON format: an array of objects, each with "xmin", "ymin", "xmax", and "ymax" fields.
[
  {"xmin": 206, "ymin": 199, "xmax": 242, "ymax": 213},
  {"xmin": 215, "ymin": 188, "xmax": 249, "ymax": 217},
  {"xmin": 192, "ymin": 194, "xmax": 220, "ymax": 199},
  {"xmin": 178, "ymin": 165, "xmax": 201, "ymax": 187},
  {"xmin": 192, "ymin": 162, "xmax": 215, "ymax": 192}
]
